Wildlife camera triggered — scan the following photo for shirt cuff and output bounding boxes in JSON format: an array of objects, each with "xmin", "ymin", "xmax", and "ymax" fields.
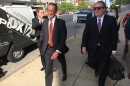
[
  {"xmin": 56, "ymin": 50, "xmax": 61, "ymax": 54},
  {"xmin": 112, "ymin": 51, "xmax": 116, "ymax": 53},
  {"xmin": 82, "ymin": 47, "xmax": 86, "ymax": 48}
]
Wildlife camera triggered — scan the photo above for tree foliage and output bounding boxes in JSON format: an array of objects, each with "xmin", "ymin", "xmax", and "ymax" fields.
[
  {"xmin": 77, "ymin": 1, "xmax": 90, "ymax": 10},
  {"xmin": 114, "ymin": 0, "xmax": 126, "ymax": 5},
  {"xmin": 110, "ymin": 0, "xmax": 127, "ymax": 8},
  {"xmin": 58, "ymin": 2, "xmax": 75, "ymax": 12},
  {"xmin": 58, "ymin": 1, "xmax": 91, "ymax": 12}
]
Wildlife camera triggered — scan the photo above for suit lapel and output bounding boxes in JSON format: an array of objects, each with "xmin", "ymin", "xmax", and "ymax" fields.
[
  {"xmin": 100, "ymin": 15, "xmax": 107, "ymax": 34},
  {"xmin": 45, "ymin": 19, "xmax": 49, "ymax": 41},
  {"xmin": 53, "ymin": 17, "xmax": 57, "ymax": 38},
  {"xmin": 95, "ymin": 15, "xmax": 107, "ymax": 34},
  {"xmin": 93, "ymin": 17, "xmax": 99, "ymax": 34},
  {"xmin": 35, "ymin": 17, "xmax": 39, "ymax": 24}
]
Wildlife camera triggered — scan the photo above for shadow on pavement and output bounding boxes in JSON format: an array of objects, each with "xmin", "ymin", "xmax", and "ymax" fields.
[{"xmin": 0, "ymin": 43, "xmax": 37, "ymax": 67}]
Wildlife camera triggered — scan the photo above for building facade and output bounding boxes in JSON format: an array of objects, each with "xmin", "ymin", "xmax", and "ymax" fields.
[{"xmin": 37, "ymin": 0, "xmax": 78, "ymax": 5}]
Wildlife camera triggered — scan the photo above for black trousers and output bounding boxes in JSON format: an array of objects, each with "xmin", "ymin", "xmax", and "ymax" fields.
[
  {"xmin": 37, "ymin": 39, "xmax": 45, "ymax": 67},
  {"xmin": 44, "ymin": 45, "xmax": 67, "ymax": 86},
  {"xmin": 94, "ymin": 46, "xmax": 110, "ymax": 86}
]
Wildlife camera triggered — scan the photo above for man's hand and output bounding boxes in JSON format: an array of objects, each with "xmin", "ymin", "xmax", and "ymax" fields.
[
  {"xmin": 51, "ymin": 51, "xmax": 59, "ymax": 60},
  {"xmin": 82, "ymin": 47, "xmax": 87, "ymax": 55},
  {"xmin": 39, "ymin": 18, "xmax": 44, "ymax": 23}
]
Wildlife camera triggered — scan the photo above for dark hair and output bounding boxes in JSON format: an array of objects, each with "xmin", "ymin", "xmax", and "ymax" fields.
[
  {"xmin": 97, "ymin": 1, "xmax": 106, "ymax": 8},
  {"xmin": 112, "ymin": 8, "xmax": 119, "ymax": 19},
  {"xmin": 47, "ymin": 3, "xmax": 58, "ymax": 13},
  {"xmin": 36, "ymin": 7, "xmax": 44, "ymax": 13}
]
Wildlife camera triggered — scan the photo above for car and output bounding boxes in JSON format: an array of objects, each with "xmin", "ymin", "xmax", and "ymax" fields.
[
  {"xmin": 0, "ymin": 0, "xmax": 45, "ymax": 62},
  {"xmin": 75, "ymin": 9, "xmax": 91, "ymax": 22}
]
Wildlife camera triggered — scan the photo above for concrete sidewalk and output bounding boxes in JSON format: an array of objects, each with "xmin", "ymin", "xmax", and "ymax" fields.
[{"xmin": 0, "ymin": 29, "xmax": 130, "ymax": 86}]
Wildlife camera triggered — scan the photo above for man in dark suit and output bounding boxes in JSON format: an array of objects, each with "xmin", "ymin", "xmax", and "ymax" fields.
[
  {"xmin": 85, "ymin": 3, "xmax": 95, "ymax": 64},
  {"xmin": 86, "ymin": 3, "xmax": 96, "ymax": 23},
  {"xmin": 81, "ymin": 1, "xmax": 117, "ymax": 86},
  {"xmin": 41, "ymin": 3, "xmax": 69, "ymax": 86},
  {"xmin": 32, "ymin": 7, "xmax": 46, "ymax": 71}
]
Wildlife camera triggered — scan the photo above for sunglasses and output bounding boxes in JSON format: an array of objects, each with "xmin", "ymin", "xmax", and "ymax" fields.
[{"xmin": 94, "ymin": 7, "xmax": 104, "ymax": 10}]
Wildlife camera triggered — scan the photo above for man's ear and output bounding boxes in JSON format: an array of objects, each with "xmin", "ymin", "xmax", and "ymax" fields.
[{"xmin": 103, "ymin": 9, "xmax": 106, "ymax": 13}]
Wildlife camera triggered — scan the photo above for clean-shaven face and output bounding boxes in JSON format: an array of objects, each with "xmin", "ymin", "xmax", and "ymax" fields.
[
  {"xmin": 37, "ymin": 10, "xmax": 44, "ymax": 18},
  {"xmin": 47, "ymin": 5, "xmax": 56, "ymax": 18}
]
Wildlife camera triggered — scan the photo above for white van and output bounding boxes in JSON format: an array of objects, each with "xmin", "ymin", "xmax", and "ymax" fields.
[{"xmin": 0, "ymin": 1, "xmax": 45, "ymax": 62}]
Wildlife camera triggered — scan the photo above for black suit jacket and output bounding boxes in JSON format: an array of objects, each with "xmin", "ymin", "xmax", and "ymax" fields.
[
  {"xmin": 82, "ymin": 14, "xmax": 117, "ymax": 60},
  {"xmin": 32, "ymin": 17, "xmax": 42, "ymax": 38},
  {"xmin": 86, "ymin": 12, "xmax": 94, "ymax": 22},
  {"xmin": 41, "ymin": 17, "xmax": 69, "ymax": 54}
]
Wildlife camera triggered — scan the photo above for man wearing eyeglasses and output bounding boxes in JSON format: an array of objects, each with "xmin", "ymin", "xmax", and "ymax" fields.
[
  {"xmin": 86, "ymin": 3, "xmax": 96, "ymax": 22},
  {"xmin": 85, "ymin": 3, "xmax": 96, "ymax": 65},
  {"xmin": 81, "ymin": 1, "xmax": 118, "ymax": 86}
]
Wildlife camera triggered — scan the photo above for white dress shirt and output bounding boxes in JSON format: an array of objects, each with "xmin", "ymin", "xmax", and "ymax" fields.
[
  {"xmin": 97, "ymin": 15, "xmax": 104, "ymax": 26},
  {"xmin": 48, "ymin": 16, "xmax": 61, "ymax": 54},
  {"xmin": 38, "ymin": 16, "xmax": 43, "ymax": 23}
]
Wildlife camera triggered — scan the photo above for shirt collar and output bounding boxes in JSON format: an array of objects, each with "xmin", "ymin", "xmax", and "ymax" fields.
[
  {"xmin": 97, "ymin": 15, "xmax": 104, "ymax": 21},
  {"xmin": 49, "ymin": 16, "xmax": 56, "ymax": 21},
  {"xmin": 37, "ymin": 16, "xmax": 42, "ymax": 20}
]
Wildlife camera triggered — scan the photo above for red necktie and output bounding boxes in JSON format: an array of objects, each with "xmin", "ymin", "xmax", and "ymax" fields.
[
  {"xmin": 48, "ymin": 18, "xmax": 53, "ymax": 47},
  {"xmin": 98, "ymin": 18, "xmax": 101, "ymax": 33}
]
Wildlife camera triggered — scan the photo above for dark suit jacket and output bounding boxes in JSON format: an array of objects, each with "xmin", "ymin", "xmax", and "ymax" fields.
[
  {"xmin": 32, "ymin": 17, "xmax": 42, "ymax": 38},
  {"xmin": 86, "ymin": 12, "xmax": 94, "ymax": 22},
  {"xmin": 82, "ymin": 14, "xmax": 117, "ymax": 61},
  {"xmin": 41, "ymin": 17, "xmax": 69, "ymax": 55}
]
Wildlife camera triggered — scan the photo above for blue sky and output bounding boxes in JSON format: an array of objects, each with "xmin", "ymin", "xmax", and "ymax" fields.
[{"xmin": 106, "ymin": 0, "xmax": 111, "ymax": 7}]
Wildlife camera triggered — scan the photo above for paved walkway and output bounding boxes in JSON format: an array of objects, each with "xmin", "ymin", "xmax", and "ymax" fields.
[
  {"xmin": 0, "ymin": 10, "xmax": 130, "ymax": 86},
  {"xmin": 0, "ymin": 26, "xmax": 130, "ymax": 86}
]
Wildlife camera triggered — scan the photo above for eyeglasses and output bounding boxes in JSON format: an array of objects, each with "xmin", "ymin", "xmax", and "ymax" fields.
[{"xmin": 94, "ymin": 7, "xmax": 104, "ymax": 10}]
